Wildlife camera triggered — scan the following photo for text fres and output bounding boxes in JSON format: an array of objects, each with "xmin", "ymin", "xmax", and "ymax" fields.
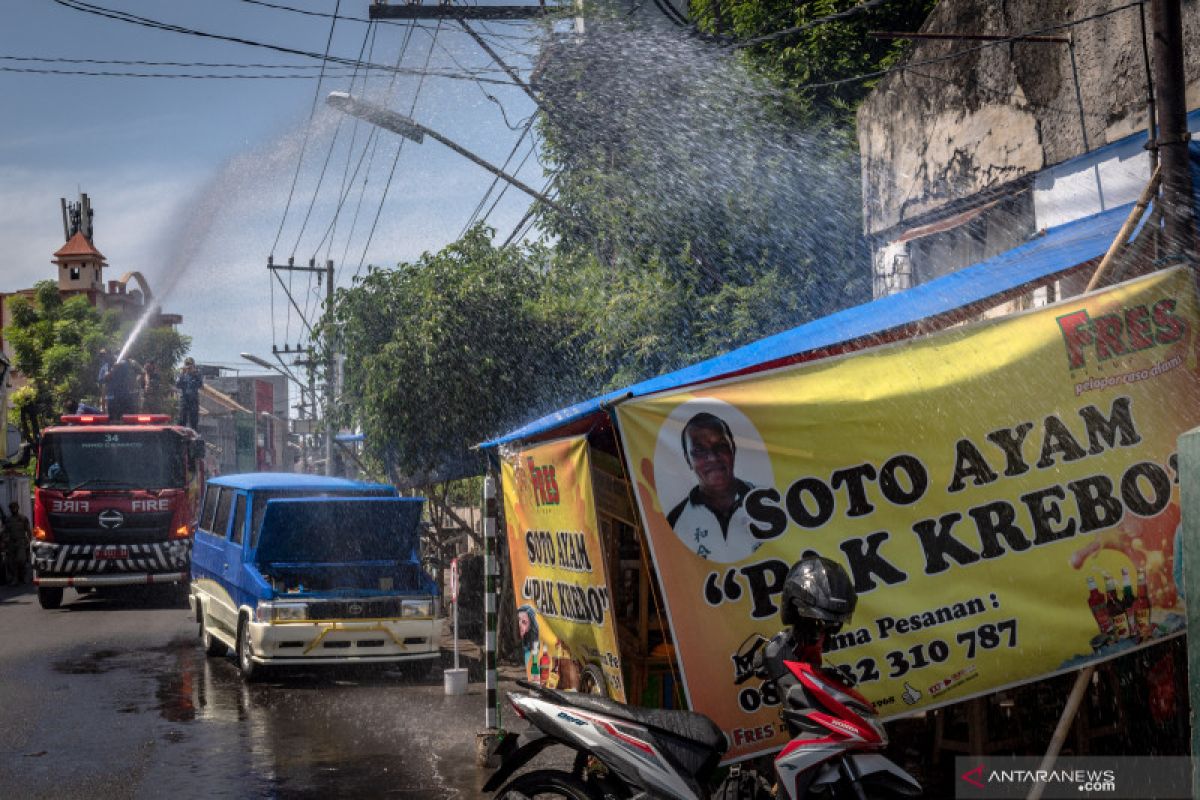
[{"xmin": 703, "ymin": 397, "xmax": 1175, "ymax": 616}]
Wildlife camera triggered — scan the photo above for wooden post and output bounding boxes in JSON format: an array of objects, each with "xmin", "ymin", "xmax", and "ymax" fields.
[
  {"xmin": 1026, "ymin": 666, "xmax": 1094, "ymax": 800},
  {"xmin": 1084, "ymin": 167, "xmax": 1161, "ymax": 293}
]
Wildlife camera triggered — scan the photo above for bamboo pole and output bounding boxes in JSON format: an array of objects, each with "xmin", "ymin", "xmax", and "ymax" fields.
[
  {"xmin": 1026, "ymin": 665, "xmax": 1095, "ymax": 800},
  {"xmin": 1085, "ymin": 167, "xmax": 1161, "ymax": 293}
]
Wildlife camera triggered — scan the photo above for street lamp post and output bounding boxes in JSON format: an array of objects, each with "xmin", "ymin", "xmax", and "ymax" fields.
[{"xmin": 325, "ymin": 91, "xmax": 560, "ymax": 211}]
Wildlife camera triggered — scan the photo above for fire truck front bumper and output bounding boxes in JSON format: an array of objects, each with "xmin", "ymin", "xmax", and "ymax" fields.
[
  {"xmin": 35, "ymin": 572, "xmax": 189, "ymax": 588},
  {"xmin": 32, "ymin": 540, "xmax": 191, "ymax": 587}
]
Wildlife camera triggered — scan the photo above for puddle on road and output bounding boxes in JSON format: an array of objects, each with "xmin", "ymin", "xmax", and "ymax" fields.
[
  {"xmin": 52, "ymin": 648, "xmax": 123, "ymax": 675},
  {"xmin": 48, "ymin": 635, "xmax": 482, "ymax": 797}
]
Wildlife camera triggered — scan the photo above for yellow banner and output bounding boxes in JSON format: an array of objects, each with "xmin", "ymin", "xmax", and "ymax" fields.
[
  {"xmin": 615, "ymin": 267, "xmax": 1199, "ymax": 761},
  {"xmin": 501, "ymin": 435, "xmax": 626, "ymax": 701}
]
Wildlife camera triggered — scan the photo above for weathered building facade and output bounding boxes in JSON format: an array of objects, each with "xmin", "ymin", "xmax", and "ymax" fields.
[{"xmin": 858, "ymin": 0, "xmax": 1200, "ymax": 299}]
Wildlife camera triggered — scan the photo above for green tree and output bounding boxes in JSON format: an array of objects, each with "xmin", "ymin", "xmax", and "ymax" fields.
[
  {"xmin": 690, "ymin": 0, "xmax": 938, "ymax": 131},
  {"xmin": 4, "ymin": 281, "xmax": 190, "ymax": 437},
  {"xmin": 321, "ymin": 226, "xmax": 597, "ymax": 484}
]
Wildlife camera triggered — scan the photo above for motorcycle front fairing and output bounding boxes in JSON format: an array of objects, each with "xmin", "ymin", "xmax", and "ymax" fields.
[{"xmin": 807, "ymin": 753, "xmax": 922, "ymax": 797}]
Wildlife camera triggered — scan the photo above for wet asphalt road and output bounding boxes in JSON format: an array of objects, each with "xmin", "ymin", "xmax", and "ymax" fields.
[{"xmin": 0, "ymin": 583, "xmax": 512, "ymax": 799}]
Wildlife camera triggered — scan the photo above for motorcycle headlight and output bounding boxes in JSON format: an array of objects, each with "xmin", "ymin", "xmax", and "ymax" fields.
[
  {"xmin": 400, "ymin": 598, "xmax": 433, "ymax": 618},
  {"xmin": 257, "ymin": 601, "xmax": 308, "ymax": 622}
]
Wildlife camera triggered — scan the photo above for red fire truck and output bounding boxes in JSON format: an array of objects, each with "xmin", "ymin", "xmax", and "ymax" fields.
[{"xmin": 31, "ymin": 413, "xmax": 205, "ymax": 609}]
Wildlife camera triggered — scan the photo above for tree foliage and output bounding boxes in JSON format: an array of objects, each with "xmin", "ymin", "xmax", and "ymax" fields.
[
  {"xmin": 322, "ymin": 228, "xmax": 597, "ymax": 482},
  {"xmin": 4, "ymin": 281, "xmax": 191, "ymax": 436},
  {"xmin": 532, "ymin": 14, "xmax": 875, "ymax": 382},
  {"xmin": 323, "ymin": 1, "xmax": 937, "ymax": 479},
  {"xmin": 689, "ymin": 0, "xmax": 938, "ymax": 131}
]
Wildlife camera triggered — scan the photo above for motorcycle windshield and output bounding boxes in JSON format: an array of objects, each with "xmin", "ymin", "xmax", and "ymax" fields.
[{"xmin": 254, "ymin": 497, "xmax": 424, "ymax": 565}]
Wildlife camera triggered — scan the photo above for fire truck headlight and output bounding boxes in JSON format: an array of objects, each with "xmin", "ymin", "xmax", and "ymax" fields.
[
  {"xmin": 172, "ymin": 524, "xmax": 191, "ymax": 539},
  {"xmin": 400, "ymin": 598, "xmax": 433, "ymax": 618}
]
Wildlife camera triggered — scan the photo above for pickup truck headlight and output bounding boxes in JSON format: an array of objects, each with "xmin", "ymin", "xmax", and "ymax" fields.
[
  {"xmin": 400, "ymin": 598, "xmax": 433, "ymax": 618},
  {"xmin": 256, "ymin": 601, "xmax": 308, "ymax": 622}
]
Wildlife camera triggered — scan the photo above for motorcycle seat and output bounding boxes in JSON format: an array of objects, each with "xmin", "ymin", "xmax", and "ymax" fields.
[{"xmin": 530, "ymin": 684, "xmax": 728, "ymax": 754}]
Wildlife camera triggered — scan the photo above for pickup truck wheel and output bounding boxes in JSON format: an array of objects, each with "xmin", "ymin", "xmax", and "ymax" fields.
[
  {"xmin": 199, "ymin": 611, "xmax": 227, "ymax": 657},
  {"xmin": 237, "ymin": 618, "xmax": 264, "ymax": 681},
  {"xmin": 37, "ymin": 587, "xmax": 64, "ymax": 610}
]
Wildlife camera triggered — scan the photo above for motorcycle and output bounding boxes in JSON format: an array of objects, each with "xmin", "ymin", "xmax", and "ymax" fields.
[{"xmin": 483, "ymin": 632, "xmax": 921, "ymax": 799}]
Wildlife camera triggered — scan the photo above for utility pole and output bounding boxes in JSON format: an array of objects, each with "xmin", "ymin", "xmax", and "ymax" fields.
[
  {"xmin": 267, "ymin": 256, "xmax": 337, "ymax": 476},
  {"xmin": 324, "ymin": 259, "xmax": 336, "ymax": 478},
  {"xmin": 1151, "ymin": 0, "xmax": 1196, "ymax": 263}
]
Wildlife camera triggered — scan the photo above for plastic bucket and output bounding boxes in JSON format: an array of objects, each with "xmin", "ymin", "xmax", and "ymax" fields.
[{"xmin": 444, "ymin": 667, "xmax": 469, "ymax": 695}]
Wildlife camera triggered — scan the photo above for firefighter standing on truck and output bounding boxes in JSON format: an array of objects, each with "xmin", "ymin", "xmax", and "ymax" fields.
[
  {"xmin": 176, "ymin": 357, "xmax": 203, "ymax": 431},
  {"xmin": 101, "ymin": 354, "xmax": 142, "ymax": 423}
]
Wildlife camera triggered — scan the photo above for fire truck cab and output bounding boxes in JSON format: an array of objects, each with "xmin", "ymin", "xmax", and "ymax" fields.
[{"xmin": 31, "ymin": 413, "xmax": 205, "ymax": 610}]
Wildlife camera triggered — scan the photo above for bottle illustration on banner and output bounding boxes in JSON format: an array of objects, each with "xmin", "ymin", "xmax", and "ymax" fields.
[
  {"xmin": 1134, "ymin": 568, "xmax": 1153, "ymax": 640},
  {"xmin": 539, "ymin": 646, "xmax": 551, "ymax": 686},
  {"xmin": 1120, "ymin": 568, "xmax": 1137, "ymax": 637},
  {"xmin": 1087, "ymin": 576, "xmax": 1115, "ymax": 640},
  {"xmin": 1103, "ymin": 572, "xmax": 1130, "ymax": 639}
]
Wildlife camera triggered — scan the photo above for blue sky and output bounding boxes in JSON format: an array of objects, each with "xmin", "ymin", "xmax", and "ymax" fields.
[{"xmin": 0, "ymin": 0, "xmax": 546, "ymax": 372}]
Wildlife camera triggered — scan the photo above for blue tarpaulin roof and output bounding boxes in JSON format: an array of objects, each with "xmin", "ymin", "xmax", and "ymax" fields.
[
  {"xmin": 482, "ymin": 140, "xmax": 1200, "ymax": 450},
  {"xmin": 483, "ymin": 203, "xmax": 1130, "ymax": 448}
]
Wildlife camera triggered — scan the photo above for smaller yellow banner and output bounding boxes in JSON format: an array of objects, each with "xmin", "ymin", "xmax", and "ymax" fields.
[{"xmin": 502, "ymin": 436, "xmax": 626, "ymax": 701}]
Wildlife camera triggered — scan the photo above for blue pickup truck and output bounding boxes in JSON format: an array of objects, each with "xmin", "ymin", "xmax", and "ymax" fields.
[{"xmin": 188, "ymin": 473, "xmax": 441, "ymax": 680}]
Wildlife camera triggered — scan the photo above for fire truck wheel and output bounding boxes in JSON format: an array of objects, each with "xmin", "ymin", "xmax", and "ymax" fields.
[
  {"xmin": 237, "ymin": 617, "xmax": 265, "ymax": 681},
  {"xmin": 37, "ymin": 587, "xmax": 63, "ymax": 610},
  {"xmin": 199, "ymin": 612, "xmax": 227, "ymax": 657}
]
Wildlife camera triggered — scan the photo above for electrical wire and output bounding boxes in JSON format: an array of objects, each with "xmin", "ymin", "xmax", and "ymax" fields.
[
  {"xmin": 411, "ymin": 22, "xmax": 531, "ymax": 130},
  {"xmin": 731, "ymin": 0, "xmax": 892, "ymax": 49},
  {"xmin": 0, "ymin": 52, "xmax": 510, "ymax": 79},
  {"xmin": 903, "ymin": 68, "xmax": 1114, "ymax": 122},
  {"xmin": 319, "ymin": 22, "xmax": 380, "ymax": 266},
  {"xmin": 479, "ymin": 137, "xmax": 538, "ymax": 227},
  {"xmin": 459, "ymin": 118, "xmax": 536, "ymax": 236},
  {"xmin": 335, "ymin": 20, "xmax": 420, "ymax": 287},
  {"xmin": 49, "ymin": 0, "xmax": 520, "ymax": 85},
  {"xmin": 769, "ymin": 0, "xmax": 1147, "ymax": 90},
  {"xmin": 271, "ymin": 0, "xmax": 342, "ymax": 346},
  {"xmin": 291, "ymin": 1, "xmax": 350, "ymax": 262},
  {"xmin": 238, "ymin": 0, "xmax": 541, "ymax": 42},
  {"xmin": 0, "ymin": 65, "xmax": 380, "ymax": 79},
  {"xmin": 0, "ymin": 54, "xmax": 364, "ymax": 70},
  {"xmin": 353, "ymin": 20, "xmax": 443, "ymax": 280},
  {"xmin": 650, "ymin": 0, "xmax": 690, "ymax": 28}
]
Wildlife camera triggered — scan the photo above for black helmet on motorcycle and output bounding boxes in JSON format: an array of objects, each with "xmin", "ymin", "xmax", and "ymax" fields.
[{"xmin": 780, "ymin": 557, "xmax": 857, "ymax": 635}]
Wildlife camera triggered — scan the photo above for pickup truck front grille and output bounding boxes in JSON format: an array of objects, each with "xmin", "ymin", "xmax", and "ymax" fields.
[{"xmin": 303, "ymin": 598, "xmax": 408, "ymax": 619}]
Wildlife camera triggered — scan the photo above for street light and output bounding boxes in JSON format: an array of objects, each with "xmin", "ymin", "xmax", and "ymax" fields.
[
  {"xmin": 326, "ymin": 91, "xmax": 560, "ymax": 211},
  {"xmin": 240, "ymin": 352, "xmax": 306, "ymax": 392},
  {"xmin": 241, "ymin": 353, "xmax": 328, "ymax": 475}
]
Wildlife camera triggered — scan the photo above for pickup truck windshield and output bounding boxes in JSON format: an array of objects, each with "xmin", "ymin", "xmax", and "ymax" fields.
[{"xmin": 37, "ymin": 430, "xmax": 185, "ymax": 491}]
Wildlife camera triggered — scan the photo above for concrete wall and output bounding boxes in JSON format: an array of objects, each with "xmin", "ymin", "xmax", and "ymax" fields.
[{"xmin": 858, "ymin": 0, "xmax": 1200, "ymax": 240}]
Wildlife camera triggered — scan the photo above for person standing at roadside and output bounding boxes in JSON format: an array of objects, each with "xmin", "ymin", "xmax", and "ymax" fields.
[
  {"xmin": 176, "ymin": 357, "xmax": 203, "ymax": 430},
  {"xmin": 3, "ymin": 503, "xmax": 31, "ymax": 585}
]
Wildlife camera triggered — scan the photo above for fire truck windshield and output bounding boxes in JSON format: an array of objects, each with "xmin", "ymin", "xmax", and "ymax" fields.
[{"xmin": 36, "ymin": 430, "xmax": 186, "ymax": 491}]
